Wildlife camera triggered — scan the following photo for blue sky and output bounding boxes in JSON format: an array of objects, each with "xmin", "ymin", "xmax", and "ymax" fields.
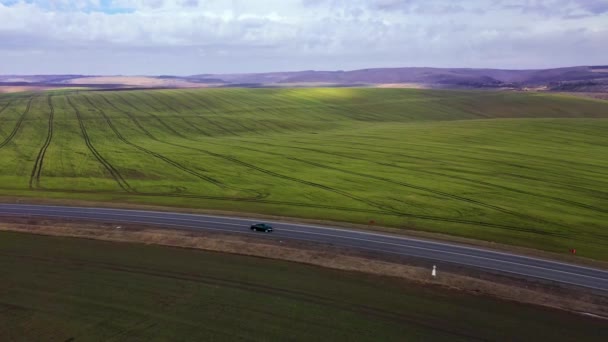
[{"xmin": 0, "ymin": 0, "xmax": 606, "ymax": 75}]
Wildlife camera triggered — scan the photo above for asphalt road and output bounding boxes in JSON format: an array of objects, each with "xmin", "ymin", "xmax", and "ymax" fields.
[{"xmin": 1, "ymin": 203, "xmax": 607, "ymax": 292}]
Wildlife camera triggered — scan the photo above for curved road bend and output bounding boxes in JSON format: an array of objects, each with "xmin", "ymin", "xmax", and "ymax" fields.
[{"xmin": 1, "ymin": 204, "xmax": 607, "ymax": 292}]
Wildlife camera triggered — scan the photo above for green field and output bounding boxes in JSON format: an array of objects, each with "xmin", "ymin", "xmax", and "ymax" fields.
[
  {"xmin": 0, "ymin": 88, "xmax": 607, "ymax": 258},
  {"xmin": 1, "ymin": 231, "xmax": 606, "ymax": 341}
]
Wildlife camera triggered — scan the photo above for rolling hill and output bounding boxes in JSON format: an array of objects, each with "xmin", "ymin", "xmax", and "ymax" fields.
[
  {"xmin": 0, "ymin": 88, "xmax": 607, "ymax": 258},
  {"xmin": 2, "ymin": 65, "xmax": 608, "ymax": 91}
]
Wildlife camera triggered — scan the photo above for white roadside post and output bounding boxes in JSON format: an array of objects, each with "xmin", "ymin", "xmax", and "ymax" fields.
[{"xmin": 432, "ymin": 265, "xmax": 437, "ymax": 277}]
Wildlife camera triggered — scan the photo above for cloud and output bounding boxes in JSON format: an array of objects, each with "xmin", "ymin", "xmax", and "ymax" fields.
[
  {"xmin": 0, "ymin": 0, "xmax": 606, "ymax": 74},
  {"xmin": 577, "ymin": 0, "xmax": 608, "ymax": 14},
  {"xmin": 498, "ymin": 0, "xmax": 608, "ymax": 18}
]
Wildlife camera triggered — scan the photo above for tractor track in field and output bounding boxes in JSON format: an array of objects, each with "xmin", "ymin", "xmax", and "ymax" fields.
[
  {"xmin": 114, "ymin": 92, "xmax": 187, "ymax": 138},
  {"xmin": 102, "ymin": 94, "xmax": 404, "ymax": 214},
  {"xmin": 29, "ymin": 95, "xmax": 55, "ymax": 190},
  {"xmin": 82, "ymin": 95, "xmax": 225, "ymax": 189},
  {"xmin": 276, "ymin": 159, "xmax": 581, "ymax": 237},
  {"xmin": 164, "ymin": 139, "xmax": 569, "ymax": 237},
  {"xmin": 139, "ymin": 92, "xmax": 209, "ymax": 136},
  {"xmin": 294, "ymin": 139, "xmax": 608, "ymax": 215},
  {"xmin": 52, "ymin": 91, "xmax": 589, "ymax": 237},
  {"xmin": 99, "ymin": 91, "xmax": 574, "ymax": 235},
  {"xmin": 174, "ymin": 92, "xmax": 242, "ymax": 136},
  {"xmin": 0, "ymin": 97, "xmax": 33, "ymax": 150},
  {"xmin": 199, "ymin": 116, "xmax": 241, "ymax": 136},
  {"xmin": 325, "ymin": 138, "xmax": 608, "ymax": 198},
  {"xmin": 0, "ymin": 100, "xmax": 14, "ymax": 138},
  {"xmin": 111, "ymin": 92, "xmax": 189, "ymax": 138},
  {"xmin": 173, "ymin": 94, "xmax": 258, "ymax": 136},
  {"xmin": 247, "ymin": 139, "xmax": 570, "ymax": 229},
  {"xmin": 67, "ymin": 96, "xmax": 135, "ymax": 193},
  {"xmin": 0, "ymin": 100, "xmax": 12, "ymax": 116},
  {"xmin": 195, "ymin": 140, "xmax": 576, "ymax": 239},
  {"xmin": 252, "ymin": 119, "xmax": 284, "ymax": 134},
  {"xmin": 88, "ymin": 94, "xmax": 265, "ymax": 200},
  {"xmin": 231, "ymin": 119, "xmax": 258, "ymax": 135},
  {"xmin": 173, "ymin": 93, "xmax": 241, "ymax": 136},
  {"xmin": 438, "ymin": 168, "xmax": 608, "ymax": 215},
  {"xmin": 288, "ymin": 139, "xmax": 608, "ymax": 215},
  {"xmin": 162, "ymin": 140, "xmax": 405, "ymax": 216},
  {"xmin": 166, "ymin": 91, "xmax": 276, "ymax": 136},
  {"xmin": 98, "ymin": 94, "xmax": 156, "ymax": 140},
  {"xmin": 0, "ymin": 184, "xmax": 392, "ymax": 215},
  {"xmin": 334, "ymin": 136, "xmax": 608, "ymax": 182}
]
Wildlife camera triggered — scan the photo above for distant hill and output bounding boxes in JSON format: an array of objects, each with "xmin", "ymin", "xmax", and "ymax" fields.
[
  {"xmin": 187, "ymin": 66, "xmax": 608, "ymax": 90},
  {"xmin": 2, "ymin": 66, "xmax": 607, "ymax": 91}
]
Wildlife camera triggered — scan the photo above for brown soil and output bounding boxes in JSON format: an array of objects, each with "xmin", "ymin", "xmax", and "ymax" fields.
[
  {"xmin": 0, "ymin": 86, "xmax": 55, "ymax": 93},
  {"xmin": 0, "ymin": 216, "xmax": 606, "ymax": 319},
  {"xmin": 375, "ymin": 83, "xmax": 428, "ymax": 89},
  {"xmin": 65, "ymin": 76, "xmax": 216, "ymax": 88}
]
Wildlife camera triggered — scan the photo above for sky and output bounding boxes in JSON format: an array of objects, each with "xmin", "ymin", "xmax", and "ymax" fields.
[{"xmin": 0, "ymin": 0, "xmax": 607, "ymax": 75}]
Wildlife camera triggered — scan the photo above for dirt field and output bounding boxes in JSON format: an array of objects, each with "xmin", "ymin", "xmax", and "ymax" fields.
[
  {"xmin": 0, "ymin": 86, "xmax": 55, "ymax": 93},
  {"xmin": 375, "ymin": 83, "xmax": 428, "ymax": 88},
  {"xmin": 1, "ymin": 217, "xmax": 606, "ymax": 319},
  {"xmin": 65, "ymin": 76, "xmax": 216, "ymax": 88}
]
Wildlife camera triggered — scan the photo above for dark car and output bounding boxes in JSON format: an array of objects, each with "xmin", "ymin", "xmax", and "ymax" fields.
[{"xmin": 250, "ymin": 223, "xmax": 273, "ymax": 232}]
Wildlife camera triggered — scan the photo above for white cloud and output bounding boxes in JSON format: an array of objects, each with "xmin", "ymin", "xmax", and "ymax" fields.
[{"xmin": 0, "ymin": 0, "xmax": 606, "ymax": 74}]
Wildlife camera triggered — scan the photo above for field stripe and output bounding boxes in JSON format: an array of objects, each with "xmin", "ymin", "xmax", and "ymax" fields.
[
  {"xmin": 163, "ymin": 140, "xmax": 436, "ymax": 216},
  {"xmin": 101, "ymin": 90, "xmax": 580, "ymax": 232},
  {"xmin": 66, "ymin": 95, "xmax": 135, "ymax": 193},
  {"xmin": 315, "ymin": 138, "xmax": 608, "ymax": 198},
  {"xmin": 88, "ymin": 92, "xmax": 403, "ymax": 213},
  {"xmin": 0, "ymin": 100, "xmax": 12, "ymax": 116},
  {"xmin": 97, "ymin": 94, "xmax": 157, "ymax": 140},
  {"xmin": 148, "ymin": 91, "xmax": 241, "ymax": 136},
  {"xmin": 138, "ymin": 91, "xmax": 209, "ymax": 136},
  {"xmin": 245, "ymin": 139, "xmax": 568, "ymax": 228},
  {"xmin": 0, "ymin": 100, "xmax": 14, "ymax": 138},
  {"xmin": 0, "ymin": 97, "xmax": 33, "ymax": 150},
  {"xmin": 163, "ymin": 91, "xmax": 282, "ymax": 135},
  {"xmin": 28, "ymin": 95, "xmax": 55, "ymax": 189},
  {"xmin": 83, "ymin": 94, "xmax": 266, "ymax": 200},
  {"xmin": 81, "ymin": 94, "xmax": 226, "ymax": 189},
  {"xmin": 292, "ymin": 138, "xmax": 608, "ymax": 214},
  {"xmin": 185, "ymin": 139, "xmax": 574, "ymax": 238},
  {"xmin": 113, "ymin": 92, "xmax": 187, "ymax": 138},
  {"xmin": 161, "ymin": 91, "xmax": 247, "ymax": 136}
]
